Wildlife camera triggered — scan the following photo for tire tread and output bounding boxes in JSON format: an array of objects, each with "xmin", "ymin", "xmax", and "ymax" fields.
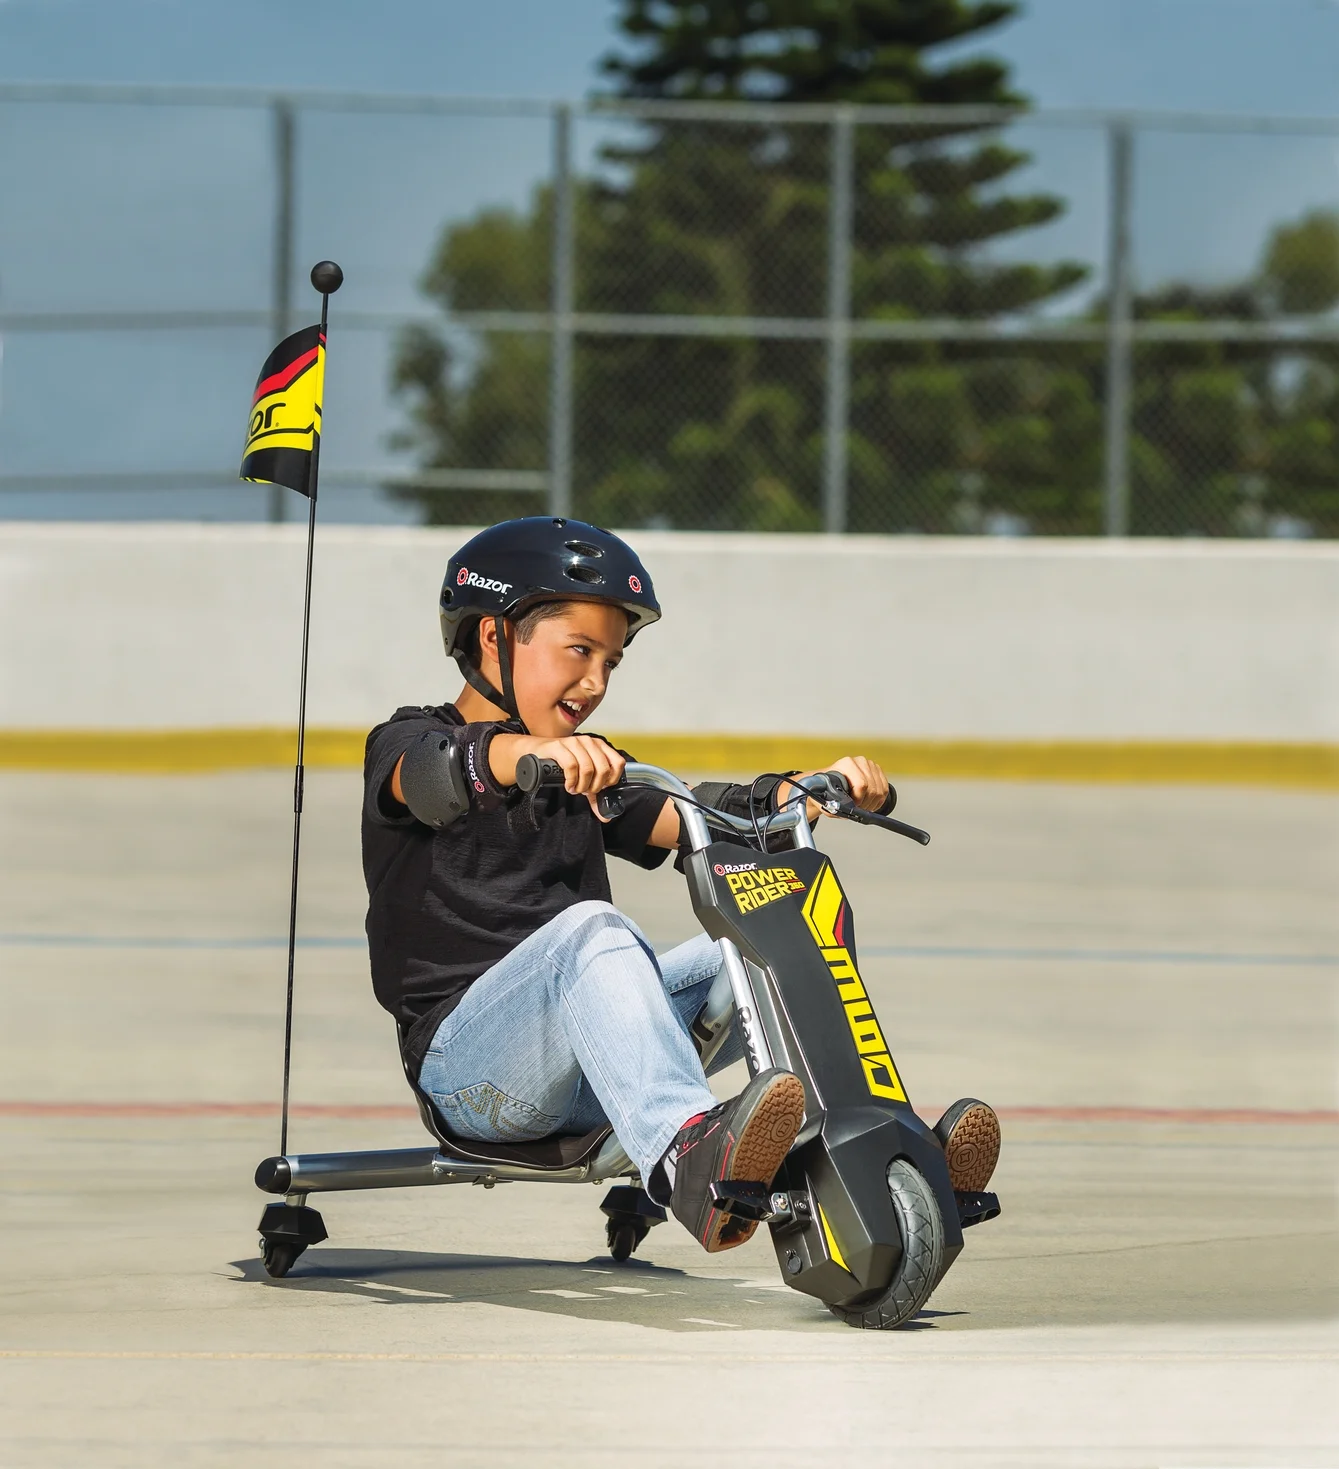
[{"xmin": 826, "ymin": 1158, "xmax": 945, "ymax": 1330}]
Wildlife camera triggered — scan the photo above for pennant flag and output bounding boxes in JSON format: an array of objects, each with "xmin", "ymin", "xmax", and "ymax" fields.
[{"xmin": 240, "ymin": 324, "xmax": 325, "ymax": 496}]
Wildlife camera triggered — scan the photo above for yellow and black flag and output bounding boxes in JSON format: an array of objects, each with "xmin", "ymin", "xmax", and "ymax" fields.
[{"xmin": 240, "ymin": 324, "xmax": 325, "ymax": 496}]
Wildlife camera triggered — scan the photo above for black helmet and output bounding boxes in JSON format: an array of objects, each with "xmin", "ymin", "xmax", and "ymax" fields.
[{"xmin": 440, "ymin": 516, "xmax": 661, "ymax": 718}]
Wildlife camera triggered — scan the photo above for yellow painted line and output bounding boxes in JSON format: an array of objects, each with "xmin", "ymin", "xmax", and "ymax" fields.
[
  {"xmin": 0, "ymin": 728, "xmax": 365, "ymax": 773},
  {"xmin": 0, "ymin": 729, "xmax": 1335, "ymax": 788},
  {"xmin": 1, "ymin": 1348, "xmax": 1333, "ymax": 1364},
  {"xmin": 621, "ymin": 735, "xmax": 1339, "ymax": 790}
]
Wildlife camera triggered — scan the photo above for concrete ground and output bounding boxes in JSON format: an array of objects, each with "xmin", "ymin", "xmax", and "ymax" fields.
[{"xmin": 1, "ymin": 769, "xmax": 1336, "ymax": 1467}]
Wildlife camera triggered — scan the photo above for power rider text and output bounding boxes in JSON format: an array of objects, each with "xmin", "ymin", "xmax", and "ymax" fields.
[{"xmin": 721, "ymin": 865, "xmax": 806, "ymax": 915}]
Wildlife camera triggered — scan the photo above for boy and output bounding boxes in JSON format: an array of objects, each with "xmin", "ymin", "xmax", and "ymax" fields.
[{"xmin": 363, "ymin": 517, "xmax": 999, "ymax": 1253}]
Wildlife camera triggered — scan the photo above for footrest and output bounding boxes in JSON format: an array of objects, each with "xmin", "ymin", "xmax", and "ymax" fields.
[
  {"xmin": 708, "ymin": 1179, "xmax": 774, "ymax": 1222},
  {"xmin": 955, "ymin": 1190, "xmax": 1001, "ymax": 1228}
]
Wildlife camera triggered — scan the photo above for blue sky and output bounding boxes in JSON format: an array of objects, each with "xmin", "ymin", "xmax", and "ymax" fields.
[
  {"xmin": 3, "ymin": 0, "xmax": 1339, "ymax": 520},
  {"xmin": 1, "ymin": 0, "xmax": 1337, "ymax": 112}
]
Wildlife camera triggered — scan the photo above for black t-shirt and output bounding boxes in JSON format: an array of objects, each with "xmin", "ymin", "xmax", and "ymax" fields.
[{"xmin": 362, "ymin": 703, "xmax": 671, "ymax": 1074}]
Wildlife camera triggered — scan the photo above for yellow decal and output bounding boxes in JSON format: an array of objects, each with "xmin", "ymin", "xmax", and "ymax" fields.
[
  {"xmin": 725, "ymin": 865, "xmax": 806, "ymax": 915},
  {"xmin": 801, "ymin": 863, "xmax": 909, "ymax": 1104},
  {"xmin": 801, "ymin": 862, "xmax": 843, "ymax": 947},
  {"xmin": 243, "ymin": 333, "xmax": 324, "ymax": 459},
  {"xmin": 817, "ymin": 1202, "xmax": 851, "ymax": 1274}
]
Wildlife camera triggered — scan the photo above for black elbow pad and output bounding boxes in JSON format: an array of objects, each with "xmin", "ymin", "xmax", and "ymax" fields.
[{"xmin": 399, "ymin": 730, "xmax": 471, "ymax": 830}]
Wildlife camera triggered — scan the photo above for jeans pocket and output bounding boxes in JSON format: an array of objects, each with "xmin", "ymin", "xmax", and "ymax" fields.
[{"xmin": 429, "ymin": 1081, "xmax": 561, "ymax": 1142}]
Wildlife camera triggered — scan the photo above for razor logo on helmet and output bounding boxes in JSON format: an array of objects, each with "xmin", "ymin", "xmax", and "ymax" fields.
[{"xmin": 455, "ymin": 567, "xmax": 513, "ymax": 595}]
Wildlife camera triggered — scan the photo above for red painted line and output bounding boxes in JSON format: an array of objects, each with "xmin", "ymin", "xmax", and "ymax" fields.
[{"xmin": 1, "ymin": 1100, "xmax": 1335, "ymax": 1124}]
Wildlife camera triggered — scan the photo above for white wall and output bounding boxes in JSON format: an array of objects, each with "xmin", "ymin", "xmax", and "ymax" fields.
[{"xmin": 1, "ymin": 523, "xmax": 1335, "ymax": 740}]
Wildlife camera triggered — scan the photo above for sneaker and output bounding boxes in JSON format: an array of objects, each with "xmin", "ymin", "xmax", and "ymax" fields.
[
  {"xmin": 666, "ymin": 1069, "xmax": 806, "ymax": 1253},
  {"xmin": 933, "ymin": 1098, "xmax": 1001, "ymax": 1193}
]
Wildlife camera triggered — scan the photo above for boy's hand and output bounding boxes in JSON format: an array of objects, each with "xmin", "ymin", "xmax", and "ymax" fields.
[
  {"xmin": 490, "ymin": 733, "xmax": 626, "ymax": 821},
  {"xmin": 779, "ymin": 755, "xmax": 891, "ymax": 822},
  {"xmin": 824, "ymin": 755, "xmax": 891, "ymax": 813}
]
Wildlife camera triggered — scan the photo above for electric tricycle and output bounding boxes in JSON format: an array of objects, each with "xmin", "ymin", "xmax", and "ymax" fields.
[{"xmin": 254, "ymin": 763, "xmax": 999, "ymax": 1329}]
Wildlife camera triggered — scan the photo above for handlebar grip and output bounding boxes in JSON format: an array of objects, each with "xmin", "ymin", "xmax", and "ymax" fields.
[
  {"xmin": 822, "ymin": 770, "xmax": 895, "ymax": 814},
  {"xmin": 515, "ymin": 754, "xmax": 565, "ymax": 793}
]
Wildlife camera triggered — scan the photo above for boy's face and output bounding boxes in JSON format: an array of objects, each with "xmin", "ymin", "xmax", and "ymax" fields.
[{"xmin": 509, "ymin": 602, "xmax": 628, "ymax": 737}]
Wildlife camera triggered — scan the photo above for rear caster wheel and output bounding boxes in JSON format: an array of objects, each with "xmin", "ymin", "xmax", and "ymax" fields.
[
  {"xmin": 261, "ymin": 1239, "xmax": 305, "ymax": 1278},
  {"xmin": 256, "ymin": 1200, "xmax": 326, "ymax": 1279},
  {"xmin": 827, "ymin": 1158, "xmax": 944, "ymax": 1330},
  {"xmin": 607, "ymin": 1221, "xmax": 642, "ymax": 1262},
  {"xmin": 599, "ymin": 1184, "xmax": 665, "ymax": 1262}
]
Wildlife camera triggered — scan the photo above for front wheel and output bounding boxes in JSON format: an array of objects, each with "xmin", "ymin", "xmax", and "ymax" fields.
[{"xmin": 827, "ymin": 1158, "xmax": 944, "ymax": 1330}]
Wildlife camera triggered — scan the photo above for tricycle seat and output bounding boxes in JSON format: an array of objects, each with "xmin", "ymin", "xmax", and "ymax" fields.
[{"xmin": 411, "ymin": 1086, "xmax": 615, "ymax": 1173}]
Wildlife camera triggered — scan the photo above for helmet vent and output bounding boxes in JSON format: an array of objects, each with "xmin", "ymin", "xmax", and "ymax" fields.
[
  {"xmin": 564, "ymin": 540, "xmax": 602, "ymax": 558},
  {"xmin": 564, "ymin": 563, "xmax": 604, "ymax": 585},
  {"xmin": 440, "ymin": 588, "xmax": 453, "ymax": 604}
]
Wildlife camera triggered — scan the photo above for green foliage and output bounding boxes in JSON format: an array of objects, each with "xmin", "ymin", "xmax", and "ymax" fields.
[
  {"xmin": 390, "ymin": 4, "xmax": 1339, "ymax": 538},
  {"xmin": 1260, "ymin": 209, "xmax": 1339, "ymax": 315},
  {"xmin": 603, "ymin": 0, "xmax": 1021, "ymax": 105},
  {"xmin": 391, "ymin": 0, "xmax": 1099, "ymax": 533},
  {"xmin": 1123, "ymin": 230, "xmax": 1339, "ymax": 536}
]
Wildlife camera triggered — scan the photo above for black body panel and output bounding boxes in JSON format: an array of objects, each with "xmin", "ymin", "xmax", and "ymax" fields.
[{"xmin": 686, "ymin": 841, "xmax": 963, "ymax": 1304}]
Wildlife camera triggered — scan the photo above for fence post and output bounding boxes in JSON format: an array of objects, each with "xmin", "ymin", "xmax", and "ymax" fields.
[
  {"xmin": 1102, "ymin": 120, "xmax": 1134, "ymax": 537},
  {"xmin": 269, "ymin": 98, "xmax": 296, "ymax": 526},
  {"xmin": 548, "ymin": 103, "xmax": 575, "ymax": 520},
  {"xmin": 822, "ymin": 107, "xmax": 855, "ymax": 535}
]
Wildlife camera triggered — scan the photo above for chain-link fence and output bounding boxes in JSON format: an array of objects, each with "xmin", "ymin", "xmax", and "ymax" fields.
[{"xmin": 2, "ymin": 84, "xmax": 1339, "ymax": 535}]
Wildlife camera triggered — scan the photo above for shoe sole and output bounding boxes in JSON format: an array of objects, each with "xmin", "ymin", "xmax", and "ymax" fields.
[
  {"xmin": 702, "ymin": 1072, "xmax": 806, "ymax": 1253},
  {"xmin": 938, "ymin": 1101, "xmax": 1000, "ymax": 1193}
]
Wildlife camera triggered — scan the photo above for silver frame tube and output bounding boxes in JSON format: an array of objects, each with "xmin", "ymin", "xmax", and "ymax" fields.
[
  {"xmin": 271, "ymin": 1141, "xmax": 639, "ymax": 1194},
  {"xmin": 620, "ymin": 761, "xmax": 810, "ymax": 852}
]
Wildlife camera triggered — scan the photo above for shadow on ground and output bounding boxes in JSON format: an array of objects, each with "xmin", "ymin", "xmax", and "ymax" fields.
[{"xmin": 228, "ymin": 1247, "xmax": 969, "ymax": 1333}]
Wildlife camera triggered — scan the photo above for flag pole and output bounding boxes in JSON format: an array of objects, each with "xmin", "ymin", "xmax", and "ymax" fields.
[{"xmin": 278, "ymin": 259, "xmax": 343, "ymax": 1157}]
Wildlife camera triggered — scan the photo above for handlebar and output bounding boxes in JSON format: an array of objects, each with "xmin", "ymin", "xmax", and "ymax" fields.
[
  {"xmin": 515, "ymin": 754, "xmax": 563, "ymax": 792},
  {"xmin": 797, "ymin": 771, "xmax": 930, "ymax": 845},
  {"xmin": 514, "ymin": 754, "xmax": 929, "ymax": 848},
  {"xmin": 515, "ymin": 753, "xmax": 625, "ymax": 819}
]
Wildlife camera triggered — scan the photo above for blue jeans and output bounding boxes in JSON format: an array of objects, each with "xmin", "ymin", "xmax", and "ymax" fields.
[{"xmin": 417, "ymin": 901, "xmax": 743, "ymax": 1181}]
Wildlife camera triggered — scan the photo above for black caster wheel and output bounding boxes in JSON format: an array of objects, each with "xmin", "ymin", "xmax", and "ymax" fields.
[
  {"xmin": 600, "ymin": 1185, "xmax": 666, "ymax": 1262},
  {"xmin": 257, "ymin": 1200, "xmax": 327, "ymax": 1279},
  {"xmin": 607, "ymin": 1219, "xmax": 645, "ymax": 1262},
  {"xmin": 261, "ymin": 1239, "xmax": 305, "ymax": 1278}
]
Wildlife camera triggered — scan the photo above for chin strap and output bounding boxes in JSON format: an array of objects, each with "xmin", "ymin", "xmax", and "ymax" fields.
[
  {"xmin": 457, "ymin": 615, "xmax": 521, "ymax": 722},
  {"xmin": 494, "ymin": 615, "xmax": 518, "ymax": 720}
]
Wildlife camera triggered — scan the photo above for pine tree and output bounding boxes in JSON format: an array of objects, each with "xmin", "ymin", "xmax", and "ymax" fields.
[{"xmin": 393, "ymin": 0, "xmax": 1094, "ymax": 532}]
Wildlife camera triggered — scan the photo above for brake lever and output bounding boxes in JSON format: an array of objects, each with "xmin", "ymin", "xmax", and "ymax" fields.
[{"xmin": 831, "ymin": 800, "xmax": 930, "ymax": 846}]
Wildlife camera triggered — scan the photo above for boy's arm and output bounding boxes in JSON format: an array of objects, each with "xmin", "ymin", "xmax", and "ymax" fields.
[
  {"xmin": 388, "ymin": 739, "xmax": 889, "ymax": 838},
  {"xmin": 390, "ymin": 731, "xmax": 627, "ymax": 819}
]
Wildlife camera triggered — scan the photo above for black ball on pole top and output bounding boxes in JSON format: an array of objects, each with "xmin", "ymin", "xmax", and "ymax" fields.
[{"xmin": 310, "ymin": 260, "xmax": 343, "ymax": 295}]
